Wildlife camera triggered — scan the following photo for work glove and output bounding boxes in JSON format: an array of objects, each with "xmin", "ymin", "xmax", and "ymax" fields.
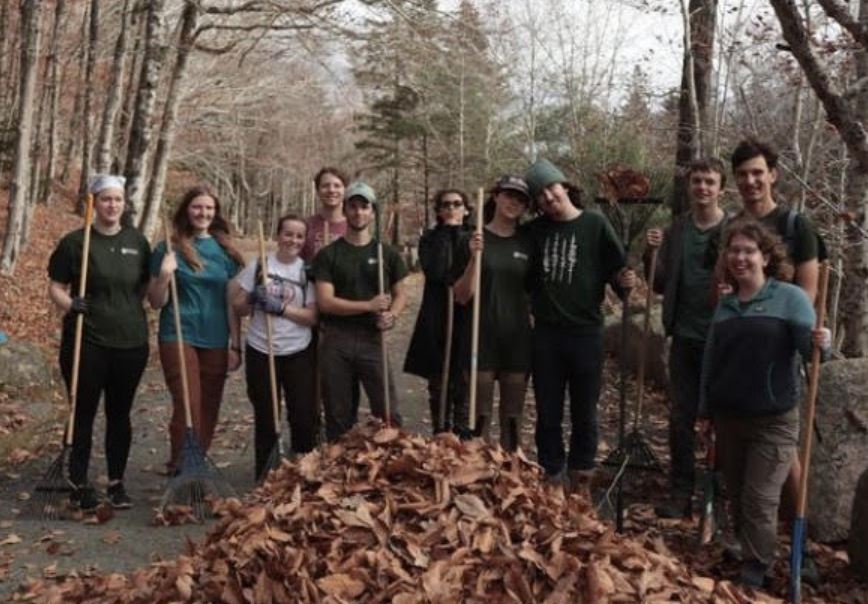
[
  {"xmin": 255, "ymin": 293, "xmax": 285, "ymax": 316},
  {"xmin": 69, "ymin": 296, "xmax": 88, "ymax": 316}
]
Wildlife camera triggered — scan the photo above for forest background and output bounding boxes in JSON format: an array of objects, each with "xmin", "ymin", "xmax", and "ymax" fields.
[{"xmin": 1, "ymin": 0, "xmax": 867, "ymax": 358}]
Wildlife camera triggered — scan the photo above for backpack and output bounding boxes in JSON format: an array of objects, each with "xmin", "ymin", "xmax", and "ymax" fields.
[
  {"xmin": 255, "ymin": 258, "xmax": 309, "ymax": 306},
  {"xmin": 778, "ymin": 208, "xmax": 828, "ymax": 262}
]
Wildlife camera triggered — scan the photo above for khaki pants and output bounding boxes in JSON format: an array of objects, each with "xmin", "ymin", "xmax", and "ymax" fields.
[
  {"xmin": 472, "ymin": 370, "xmax": 527, "ymax": 452},
  {"xmin": 716, "ymin": 408, "xmax": 798, "ymax": 565}
]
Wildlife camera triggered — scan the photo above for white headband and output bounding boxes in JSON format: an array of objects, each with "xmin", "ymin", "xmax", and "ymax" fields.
[{"xmin": 88, "ymin": 174, "xmax": 126, "ymax": 195}]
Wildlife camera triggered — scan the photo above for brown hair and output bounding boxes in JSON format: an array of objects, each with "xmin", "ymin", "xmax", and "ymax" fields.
[
  {"xmin": 432, "ymin": 188, "xmax": 470, "ymax": 225},
  {"xmin": 720, "ymin": 216, "xmax": 793, "ymax": 284},
  {"xmin": 731, "ymin": 137, "xmax": 779, "ymax": 171},
  {"xmin": 171, "ymin": 186, "xmax": 245, "ymax": 271},
  {"xmin": 688, "ymin": 156, "xmax": 727, "ymax": 188},
  {"xmin": 313, "ymin": 167, "xmax": 349, "ymax": 188},
  {"xmin": 275, "ymin": 213, "xmax": 306, "ymax": 236}
]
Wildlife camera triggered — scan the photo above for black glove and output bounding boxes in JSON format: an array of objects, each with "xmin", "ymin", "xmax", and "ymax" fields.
[
  {"xmin": 69, "ymin": 296, "xmax": 88, "ymax": 315},
  {"xmin": 255, "ymin": 292, "xmax": 285, "ymax": 316},
  {"xmin": 247, "ymin": 285, "xmax": 267, "ymax": 306}
]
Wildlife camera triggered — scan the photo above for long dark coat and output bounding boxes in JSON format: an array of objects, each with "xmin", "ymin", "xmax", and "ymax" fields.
[{"xmin": 403, "ymin": 224, "xmax": 470, "ymax": 379}]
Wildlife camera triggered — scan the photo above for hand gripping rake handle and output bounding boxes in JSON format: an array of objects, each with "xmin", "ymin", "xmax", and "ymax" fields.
[
  {"xmin": 66, "ymin": 194, "xmax": 95, "ymax": 446},
  {"xmin": 257, "ymin": 221, "xmax": 281, "ymax": 439},
  {"xmin": 164, "ymin": 217, "xmax": 194, "ymax": 430},
  {"xmin": 468, "ymin": 187, "xmax": 484, "ymax": 431},
  {"xmin": 790, "ymin": 261, "xmax": 830, "ymax": 603}
]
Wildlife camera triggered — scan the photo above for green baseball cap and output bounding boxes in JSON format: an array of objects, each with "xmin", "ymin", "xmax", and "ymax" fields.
[
  {"xmin": 525, "ymin": 159, "xmax": 567, "ymax": 200},
  {"xmin": 344, "ymin": 181, "xmax": 377, "ymax": 205}
]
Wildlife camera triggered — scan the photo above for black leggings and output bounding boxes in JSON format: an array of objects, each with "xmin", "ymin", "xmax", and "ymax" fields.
[
  {"xmin": 245, "ymin": 343, "xmax": 317, "ymax": 479},
  {"xmin": 59, "ymin": 336, "xmax": 148, "ymax": 485}
]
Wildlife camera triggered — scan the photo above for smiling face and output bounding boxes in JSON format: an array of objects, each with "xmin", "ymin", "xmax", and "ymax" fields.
[
  {"xmin": 186, "ymin": 195, "xmax": 216, "ymax": 235},
  {"xmin": 536, "ymin": 182, "xmax": 572, "ymax": 220},
  {"xmin": 688, "ymin": 169, "xmax": 723, "ymax": 209},
  {"xmin": 93, "ymin": 187, "xmax": 125, "ymax": 228},
  {"xmin": 493, "ymin": 190, "xmax": 528, "ymax": 223},
  {"xmin": 317, "ymin": 172, "xmax": 346, "ymax": 211},
  {"xmin": 725, "ymin": 232, "xmax": 769, "ymax": 288},
  {"xmin": 345, "ymin": 197, "xmax": 374, "ymax": 232},
  {"xmin": 734, "ymin": 155, "xmax": 777, "ymax": 213},
  {"xmin": 276, "ymin": 218, "xmax": 306, "ymax": 258}
]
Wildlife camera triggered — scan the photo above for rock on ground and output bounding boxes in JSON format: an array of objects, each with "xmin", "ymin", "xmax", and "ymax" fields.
[
  {"xmin": 808, "ymin": 359, "xmax": 868, "ymax": 543},
  {"xmin": 849, "ymin": 467, "xmax": 868, "ymax": 579},
  {"xmin": 0, "ymin": 341, "xmax": 53, "ymax": 394}
]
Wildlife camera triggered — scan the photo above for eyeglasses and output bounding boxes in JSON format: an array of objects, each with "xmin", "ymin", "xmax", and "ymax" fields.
[{"xmin": 437, "ymin": 201, "xmax": 464, "ymax": 209}]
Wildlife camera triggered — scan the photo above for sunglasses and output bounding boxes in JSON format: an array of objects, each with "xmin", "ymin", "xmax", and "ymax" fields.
[{"xmin": 437, "ymin": 201, "xmax": 464, "ymax": 210}]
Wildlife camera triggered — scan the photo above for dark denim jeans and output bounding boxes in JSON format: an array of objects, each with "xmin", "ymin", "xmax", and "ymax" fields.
[
  {"xmin": 532, "ymin": 324, "xmax": 603, "ymax": 475},
  {"xmin": 668, "ymin": 335, "xmax": 706, "ymax": 496}
]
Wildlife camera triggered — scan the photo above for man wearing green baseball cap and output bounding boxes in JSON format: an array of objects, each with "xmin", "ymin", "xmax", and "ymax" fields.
[{"xmin": 312, "ymin": 181, "xmax": 407, "ymax": 439}]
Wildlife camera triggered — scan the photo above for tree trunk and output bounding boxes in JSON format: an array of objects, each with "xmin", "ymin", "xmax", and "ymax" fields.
[
  {"xmin": 1, "ymin": 0, "xmax": 42, "ymax": 276},
  {"xmin": 140, "ymin": 0, "xmax": 199, "ymax": 239},
  {"xmin": 40, "ymin": 0, "xmax": 66, "ymax": 204},
  {"xmin": 672, "ymin": 0, "xmax": 717, "ymax": 216},
  {"xmin": 94, "ymin": 0, "xmax": 130, "ymax": 174},
  {"xmin": 124, "ymin": 0, "xmax": 167, "ymax": 226},
  {"xmin": 0, "ymin": 0, "xmax": 10, "ymax": 123},
  {"xmin": 77, "ymin": 0, "xmax": 99, "ymax": 207},
  {"xmin": 116, "ymin": 10, "xmax": 144, "ymax": 172},
  {"xmin": 841, "ymin": 0, "xmax": 868, "ymax": 357},
  {"xmin": 60, "ymin": 7, "xmax": 89, "ymax": 183}
]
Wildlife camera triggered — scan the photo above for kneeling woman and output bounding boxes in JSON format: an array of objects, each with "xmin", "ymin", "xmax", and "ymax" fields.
[
  {"xmin": 232, "ymin": 214, "xmax": 318, "ymax": 480},
  {"xmin": 48, "ymin": 176, "xmax": 151, "ymax": 510},
  {"xmin": 698, "ymin": 218, "xmax": 828, "ymax": 588}
]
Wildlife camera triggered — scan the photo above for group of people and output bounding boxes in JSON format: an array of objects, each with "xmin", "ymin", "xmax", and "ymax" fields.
[{"xmin": 47, "ymin": 138, "xmax": 828, "ymax": 591}]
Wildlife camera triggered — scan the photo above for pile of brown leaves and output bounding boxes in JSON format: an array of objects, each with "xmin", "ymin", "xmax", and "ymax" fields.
[{"xmin": 20, "ymin": 423, "xmax": 754, "ymax": 603}]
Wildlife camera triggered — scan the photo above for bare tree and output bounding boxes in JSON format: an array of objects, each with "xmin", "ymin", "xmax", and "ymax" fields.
[
  {"xmin": 769, "ymin": 0, "xmax": 868, "ymax": 356},
  {"xmin": 95, "ymin": 0, "xmax": 131, "ymax": 174},
  {"xmin": 77, "ymin": 0, "xmax": 100, "ymax": 206},
  {"xmin": 1, "ymin": 0, "xmax": 43, "ymax": 275}
]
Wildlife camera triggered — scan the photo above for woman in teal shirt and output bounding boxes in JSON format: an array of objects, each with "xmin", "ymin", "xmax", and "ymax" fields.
[{"xmin": 148, "ymin": 186, "xmax": 245, "ymax": 475}]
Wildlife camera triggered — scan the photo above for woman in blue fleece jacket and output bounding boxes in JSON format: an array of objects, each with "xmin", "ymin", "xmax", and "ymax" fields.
[{"xmin": 698, "ymin": 217, "xmax": 829, "ymax": 589}]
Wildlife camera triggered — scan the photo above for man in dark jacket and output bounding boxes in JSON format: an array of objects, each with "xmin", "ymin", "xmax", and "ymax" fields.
[{"xmin": 645, "ymin": 157, "xmax": 727, "ymax": 518}]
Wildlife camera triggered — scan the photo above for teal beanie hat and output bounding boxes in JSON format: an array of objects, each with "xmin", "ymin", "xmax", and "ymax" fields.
[
  {"xmin": 525, "ymin": 159, "xmax": 567, "ymax": 200},
  {"xmin": 344, "ymin": 181, "xmax": 377, "ymax": 206}
]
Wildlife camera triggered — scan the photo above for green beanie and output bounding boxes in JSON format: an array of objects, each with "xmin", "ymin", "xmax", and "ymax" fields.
[
  {"xmin": 344, "ymin": 181, "xmax": 377, "ymax": 206},
  {"xmin": 525, "ymin": 159, "xmax": 567, "ymax": 200}
]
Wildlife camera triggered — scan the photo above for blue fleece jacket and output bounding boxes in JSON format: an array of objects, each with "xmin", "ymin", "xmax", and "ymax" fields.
[{"xmin": 699, "ymin": 278, "xmax": 815, "ymax": 418}]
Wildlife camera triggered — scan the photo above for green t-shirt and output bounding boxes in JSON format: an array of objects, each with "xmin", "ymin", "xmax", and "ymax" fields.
[
  {"xmin": 150, "ymin": 237, "xmax": 240, "ymax": 348},
  {"xmin": 456, "ymin": 228, "xmax": 532, "ymax": 371},
  {"xmin": 312, "ymin": 238, "xmax": 409, "ymax": 330},
  {"xmin": 525, "ymin": 211, "xmax": 626, "ymax": 333},
  {"xmin": 48, "ymin": 226, "xmax": 151, "ymax": 348},
  {"xmin": 673, "ymin": 220, "xmax": 718, "ymax": 341}
]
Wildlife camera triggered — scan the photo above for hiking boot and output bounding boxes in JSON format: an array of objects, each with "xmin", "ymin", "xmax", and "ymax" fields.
[
  {"xmin": 106, "ymin": 482, "xmax": 132, "ymax": 509},
  {"xmin": 654, "ymin": 495, "xmax": 692, "ymax": 519},
  {"xmin": 70, "ymin": 484, "xmax": 100, "ymax": 511},
  {"xmin": 738, "ymin": 559, "xmax": 770, "ymax": 589},
  {"xmin": 567, "ymin": 469, "xmax": 594, "ymax": 500}
]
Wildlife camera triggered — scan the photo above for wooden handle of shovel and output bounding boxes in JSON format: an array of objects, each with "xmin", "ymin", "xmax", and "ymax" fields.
[{"xmin": 468, "ymin": 187, "xmax": 484, "ymax": 431}]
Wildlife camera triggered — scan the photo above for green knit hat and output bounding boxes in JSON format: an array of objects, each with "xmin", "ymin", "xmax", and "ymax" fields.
[
  {"xmin": 344, "ymin": 181, "xmax": 377, "ymax": 206},
  {"xmin": 525, "ymin": 159, "xmax": 567, "ymax": 200}
]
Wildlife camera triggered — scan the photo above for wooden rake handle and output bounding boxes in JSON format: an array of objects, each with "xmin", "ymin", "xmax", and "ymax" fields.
[
  {"xmin": 468, "ymin": 187, "xmax": 484, "ymax": 431},
  {"xmin": 66, "ymin": 194, "xmax": 95, "ymax": 446},
  {"xmin": 164, "ymin": 217, "xmax": 194, "ymax": 430},
  {"xmin": 257, "ymin": 221, "xmax": 281, "ymax": 437},
  {"xmin": 633, "ymin": 246, "xmax": 658, "ymax": 430}
]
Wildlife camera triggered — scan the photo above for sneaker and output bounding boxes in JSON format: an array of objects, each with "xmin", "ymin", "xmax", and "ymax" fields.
[
  {"xmin": 70, "ymin": 484, "xmax": 100, "ymax": 511},
  {"xmin": 654, "ymin": 496, "xmax": 692, "ymax": 519},
  {"xmin": 106, "ymin": 482, "xmax": 132, "ymax": 509},
  {"xmin": 738, "ymin": 559, "xmax": 769, "ymax": 589}
]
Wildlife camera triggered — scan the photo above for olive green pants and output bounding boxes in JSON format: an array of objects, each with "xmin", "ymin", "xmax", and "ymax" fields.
[{"xmin": 471, "ymin": 370, "xmax": 527, "ymax": 452}]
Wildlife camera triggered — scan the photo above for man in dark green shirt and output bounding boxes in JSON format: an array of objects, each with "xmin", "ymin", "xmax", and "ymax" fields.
[
  {"xmin": 313, "ymin": 182, "xmax": 408, "ymax": 440},
  {"xmin": 644, "ymin": 157, "xmax": 727, "ymax": 518}
]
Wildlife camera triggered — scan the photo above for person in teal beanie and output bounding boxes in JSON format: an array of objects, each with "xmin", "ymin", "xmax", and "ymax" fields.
[{"xmin": 523, "ymin": 158, "xmax": 636, "ymax": 497}]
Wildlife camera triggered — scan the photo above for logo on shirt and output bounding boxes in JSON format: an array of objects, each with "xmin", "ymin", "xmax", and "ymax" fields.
[
  {"xmin": 542, "ymin": 233, "xmax": 578, "ymax": 284},
  {"xmin": 513, "ymin": 251, "xmax": 529, "ymax": 261},
  {"xmin": 120, "ymin": 247, "xmax": 139, "ymax": 256},
  {"xmin": 367, "ymin": 258, "xmax": 378, "ymax": 265}
]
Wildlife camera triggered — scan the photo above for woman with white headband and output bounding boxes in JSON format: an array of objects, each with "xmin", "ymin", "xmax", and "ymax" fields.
[{"xmin": 47, "ymin": 175, "xmax": 151, "ymax": 511}]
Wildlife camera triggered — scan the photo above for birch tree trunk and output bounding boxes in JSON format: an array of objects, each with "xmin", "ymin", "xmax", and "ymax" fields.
[
  {"xmin": 116, "ymin": 11, "xmax": 145, "ymax": 172},
  {"xmin": 1, "ymin": 0, "xmax": 43, "ymax": 276},
  {"xmin": 40, "ymin": 0, "xmax": 66, "ymax": 204},
  {"xmin": 77, "ymin": 0, "xmax": 99, "ymax": 207},
  {"xmin": 60, "ymin": 8, "xmax": 89, "ymax": 183},
  {"xmin": 124, "ymin": 0, "xmax": 167, "ymax": 226},
  {"xmin": 95, "ymin": 0, "xmax": 130, "ymax": 174},
  {"xmin": 140, "ymin": 0, "xmax": 199, "ymax": 239}
]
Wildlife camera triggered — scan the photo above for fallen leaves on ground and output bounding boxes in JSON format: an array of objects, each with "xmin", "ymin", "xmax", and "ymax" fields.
[{"xmin": 17, "ymin": 421, "xmax": 759, "ymax": 603}]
